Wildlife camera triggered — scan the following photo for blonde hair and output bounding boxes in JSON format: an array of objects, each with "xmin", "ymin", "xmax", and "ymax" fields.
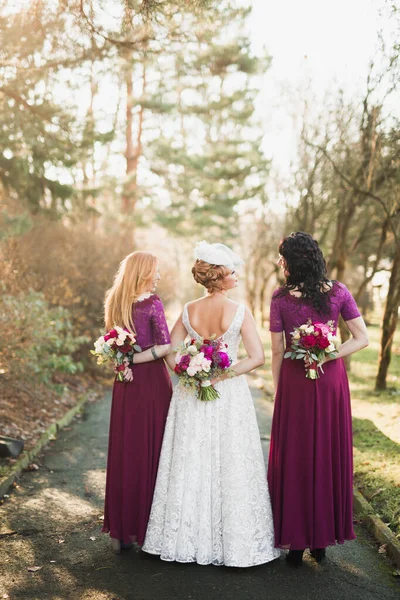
[
  {"xmin": 191, "ymin": 260, "xmax": 230, "ymax": 293},
  {"xmin": 104, "ymin": 251, "xmax": 158, "ymax": 333}
]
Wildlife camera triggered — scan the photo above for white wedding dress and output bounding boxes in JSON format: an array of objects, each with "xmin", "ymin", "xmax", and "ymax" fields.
[{"xmin": 142, "ymin": 303, "xmax": 280, "ymax": 567}]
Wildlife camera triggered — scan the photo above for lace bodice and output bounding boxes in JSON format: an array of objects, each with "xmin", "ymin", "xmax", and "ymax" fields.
[
  {"xmin": 131, "ymin": 294, "xmax": 170, "ymax": 351},
  {"xmin": 269, "ymin": 281, "xmax": 361, "ymax": 347},
  {"xmin": 182, "ymin": 303, "xmax": 245, "ymax": 363}
]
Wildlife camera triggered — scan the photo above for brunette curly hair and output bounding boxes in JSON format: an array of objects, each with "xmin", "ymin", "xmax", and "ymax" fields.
[
  {"xmin": 192, "ymin": 260, "xmax": 230, "ymax": 293},
  {"xmin": 278, "ymin": 231, "xmax": 331, "ymax": 313}
]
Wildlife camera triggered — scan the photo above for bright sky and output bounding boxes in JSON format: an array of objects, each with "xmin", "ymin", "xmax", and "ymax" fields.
[{"xmin": 248, "ymin": 0, "xmax": 394, "ymax": 176}]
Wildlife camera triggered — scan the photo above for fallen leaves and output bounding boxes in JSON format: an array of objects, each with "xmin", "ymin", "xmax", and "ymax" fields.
[
  {"xmin": 89, "ymin": 536, "xmax": 96, "ymax": 541},
  {"xmin": 27, "ymin": 565, "xmax": 42, "ymax": 572},
  {"xmin": 24, "ymin": 463, "xmax": 39, "ymax": 472},
  {"xmin": 378, "ymin": 544, "xmax": 387, "ymax": 554}
]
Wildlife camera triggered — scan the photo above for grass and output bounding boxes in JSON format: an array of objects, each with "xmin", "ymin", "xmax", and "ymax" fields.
[
  {"xmin": 353, "ymin": 418, "xmax": 400, "ymax": 536},
  {"xmin": 349, "ymin": 322, "xmax": 400, "ymax": 404},
  {"xmin": 257, "ymin": 319, "xmax": 400, "ymax": 537}
]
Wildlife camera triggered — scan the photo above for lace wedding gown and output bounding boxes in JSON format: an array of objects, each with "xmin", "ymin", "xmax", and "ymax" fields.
[{"xmin": 142, "ymin": 303, "xmax": 280, "ymax": 567}]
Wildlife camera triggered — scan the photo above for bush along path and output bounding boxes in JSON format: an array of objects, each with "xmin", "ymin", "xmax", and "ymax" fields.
[{"xmin": 0, "ymin": 388, "xmax": 399, "ymax": 600}]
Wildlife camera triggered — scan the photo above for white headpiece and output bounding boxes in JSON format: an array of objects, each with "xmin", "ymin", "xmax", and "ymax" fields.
[{"xmin": 194, "ymin": 241, "xmax": 244, "ymax": 270}]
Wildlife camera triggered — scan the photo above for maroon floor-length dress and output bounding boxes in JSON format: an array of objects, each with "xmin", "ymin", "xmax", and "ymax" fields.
[
  {"xmin": 268, "ymin": 281, "xmax": 361, "ymax": 550},
  {"xmin": 102, "ymin": 294, "xmax": 172, "ymax": 545}
]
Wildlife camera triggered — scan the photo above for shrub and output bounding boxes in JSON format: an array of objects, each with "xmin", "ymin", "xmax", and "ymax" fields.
[{"xmin": 0, "ymin": 288, "xmax": 88, "ymax": 385}]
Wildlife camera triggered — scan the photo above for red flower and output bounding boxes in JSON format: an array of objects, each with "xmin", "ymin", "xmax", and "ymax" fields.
[
  {"xmin": 316, "ymin": 337, "xmax": 330, "ymax": 349},
  {"xmin": 301, "ymin": 335, "xmax": 317, "ymax": 348},
  {"xmin": 115, "ymin": 364, "xmax": 125, "ymax": 372},
  {"xmin": 118, "ymin": 343, "xmax": 132, "ymax": 353},
  {"xmin": 174, "ymin": 366, "xmax": 182, "ymax": 374}
]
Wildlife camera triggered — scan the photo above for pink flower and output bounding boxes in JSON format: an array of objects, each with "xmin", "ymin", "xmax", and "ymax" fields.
[
  {"xmin": 104, "ymin": 329, "xmax": 118, "ymax": 341},
  {"xmin": 313, "ymin": 322, "xmax": 330, "ymax": 336},
  {"xmin": 216, "ymin": 351, "xmax": 231, "ymax": 369},
  {"xmin": 178, "ymin": 354, "xmax": 191, "ymax": 371},
  {"xmin": 200, "ymin": 345, "xmax": 214, "ymax": 360}
]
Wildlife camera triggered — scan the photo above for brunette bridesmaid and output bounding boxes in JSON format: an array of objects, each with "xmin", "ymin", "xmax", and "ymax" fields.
[
  {"xmin": 268, "ymin": 232, "xmax": 369, "ymax": 566},
  {"xmin": 102, "ymin": 251, "xmax": 172, "ymax": 553}
]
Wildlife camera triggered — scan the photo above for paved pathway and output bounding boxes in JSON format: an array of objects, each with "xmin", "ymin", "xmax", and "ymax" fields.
[{"xmin": 1, "ymin": 387, "xmax": 399, "ymax": 600}]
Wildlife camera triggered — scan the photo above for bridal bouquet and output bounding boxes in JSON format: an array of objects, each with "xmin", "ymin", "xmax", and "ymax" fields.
[
  {"xmin": 284, "ymin": 319, "xmax": 340, "ymax": 379},
  {"xmin": 91, "ymin": 326, "xmax": 142, "ymax": 382},
  {"xmin": 174, "ymin": 336, "xmax": 234, "ymax": 401}
]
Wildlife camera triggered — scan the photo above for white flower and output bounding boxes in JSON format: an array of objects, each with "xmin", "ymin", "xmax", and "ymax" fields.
[
  {"xmin": 299, "ymin": 324, "xmax": 308, "ymax": 331},
  {"xmin": 326, "ymin": 343, "xmax": 335, "ymax": 353},
  {"xmin": 118, "ymin": 332, "xmax": 127, "ymax": 342},
  {"xmin": 116, "ymin": 338, "xmax": 124, "ymax": 346},
  {"xmin": 305, "ymin": 326, "xmax": 315, "ymax": 335},
  {"xmin": 115, "ymin": 325, "xmax": 124, "ymax": 334},
  {"xmin": 187, "ymin": 366, "xmax": 198, "ymax": 377},
  {"xmin": 188, "ymin": 345, "xmax": 198, "ymax": 355},
  {"xmin": 201, "ymin": 358, "xmax": 211, "ymax": 372},
  {"xmin": 292, "ymin": 331, "xmax": 301, "ymax": 340},
  {"xmin": 327, "ymin": 333, "xmax": 333, "ymax": 342},
  {"xmin": 193, "ymin": 352, "xmax": 205, "ymax": 365},
  {"xmin": 175, "ymin": 352, "xmax": 182, "ymax": 365}
]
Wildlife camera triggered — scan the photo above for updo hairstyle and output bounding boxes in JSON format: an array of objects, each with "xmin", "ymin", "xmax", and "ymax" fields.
[{"xmin": 192, "ymin": 260, "xmax": 230, "ymax": 293}]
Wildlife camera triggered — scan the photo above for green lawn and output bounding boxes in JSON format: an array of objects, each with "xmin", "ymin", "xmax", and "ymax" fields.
[{"xmin": 258, "ymin": 321, "xmax": 400, "ymax": 537}]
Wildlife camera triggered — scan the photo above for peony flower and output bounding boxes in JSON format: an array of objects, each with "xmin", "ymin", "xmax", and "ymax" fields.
[
  {"xmin": 179, "ymin": 355, "xmax": 191, "ymax": 370},
  {"xmin": 301, "ymin": 335, "xmax": 317, "ymax": 348},
  {"xmin": 187, "ymin": 365, "xmax": 198, "ymax": 377},
  {"xmin": 104, "ymin": 329, "xmax": 118, "ymax": 341},
  {"xmin": 188, "ymin": 345, "xmax": 198, "ymax": 355},
  {"xmin": 316, "ymin": 337, "xmax": 330, "ymax": 349},
  {"xmin": 119, "ymin": 343, "xmax": 132, "ymax": 353},
  {"xmin": 216, "ymin": 351, "xmax": 231, "ymax": 369},
  {"xmin": 200, "ymin": 345, "xmax": 214, "ymax": 360},
  {"xmin": 116, "ymin": 338, "xmax": 124, "ymax": 346},
  {"xmin": 313, "ymin": 322, "xmax": 331, "ymax": 336},
  {"xmin": 201, "ymin": 358, "xmax": 212, "ymax": 372},
  {"xmin": 193, "ymin": 352, "xmax": 205, "ymax": 366}
]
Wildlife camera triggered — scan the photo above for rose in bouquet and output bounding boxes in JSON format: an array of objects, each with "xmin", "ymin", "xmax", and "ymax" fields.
[
  {"xmin": 91, "ymin": 326, "xmax": 142, "ymax": 382},
  {"xmin": 174, "ymin": 336, "xmax": 234, "ymax": 401},
  {"xmin": 284, "ymin": 319, "xmax": 340, "ymax": 379}
]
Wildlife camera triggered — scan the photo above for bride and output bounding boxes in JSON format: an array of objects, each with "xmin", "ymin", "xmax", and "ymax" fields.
[{"xmin": 142, "ymin": 241, "xmax": 279, "ymax": 567}]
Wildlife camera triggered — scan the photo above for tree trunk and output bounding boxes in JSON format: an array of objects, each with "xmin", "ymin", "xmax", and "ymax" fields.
[
  {"xmin": 121, "ymin": 59, "xmax": 146, "ymax": 248},
  {"xmin": 375, "ymin": 245, "xmax": 400, "ymax": 390}
]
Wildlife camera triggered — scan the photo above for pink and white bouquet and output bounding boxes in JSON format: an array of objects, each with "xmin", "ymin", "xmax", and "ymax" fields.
[
  {"xmin": 174, "ymin": 336, "xmax": 234, "ymax": 401},
  {"xmin": 284, "ymin": 319, "xmax": 340, "ymax": 379},
  {"xmin": 91, "ymin": 326, "xmax": 142, "ymax": 382}
]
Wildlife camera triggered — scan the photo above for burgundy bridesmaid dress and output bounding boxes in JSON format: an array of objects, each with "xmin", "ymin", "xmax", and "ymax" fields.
[
  {"xmin": 102, "ymin": 294, "xmax": 172, "ymax": 546},
  {"xmin": 268, "ymin": 281, "xmax": 360, "ymax": 550}
]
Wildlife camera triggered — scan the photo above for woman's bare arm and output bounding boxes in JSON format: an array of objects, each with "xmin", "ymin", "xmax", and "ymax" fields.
[
  {"xmin": 132, "ymin": 343, "xmax": 171, "ymax": 364},
  {"xmin": 332, "ymin": 316, "xmax": 369, "ymax": 360},
  {"xmin": 164, "ymin": 313, "xmax": 188, "ymax": 371},
  {"xmin": 212, "ymin": 308, "xmax": 265, "ymax": 383},
  {"xmin": 270, "ymin": 331, "xmax": 285, "ymax": 392}
]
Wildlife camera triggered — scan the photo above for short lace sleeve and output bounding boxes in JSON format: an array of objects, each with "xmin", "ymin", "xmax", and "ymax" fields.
[
  {"xmin": 150, "ymin": 295, "xmax": 171, "ymax": 345},
  {"xmin": 339, "ymin": 283, "xmax": 361, "ymax": 321},
  {"xmin": 269, "ymin": 290, "xmax": 283, "ymax": 333}
]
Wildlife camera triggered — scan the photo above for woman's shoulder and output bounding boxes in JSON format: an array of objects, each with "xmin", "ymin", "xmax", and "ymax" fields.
[
  {"xmin": 329, "ymin": 280, "xmax": 348, "ymax": 296},
  {"xmin": 271, "ymin": 287, "xmax": 286, "ymax": 300}
]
